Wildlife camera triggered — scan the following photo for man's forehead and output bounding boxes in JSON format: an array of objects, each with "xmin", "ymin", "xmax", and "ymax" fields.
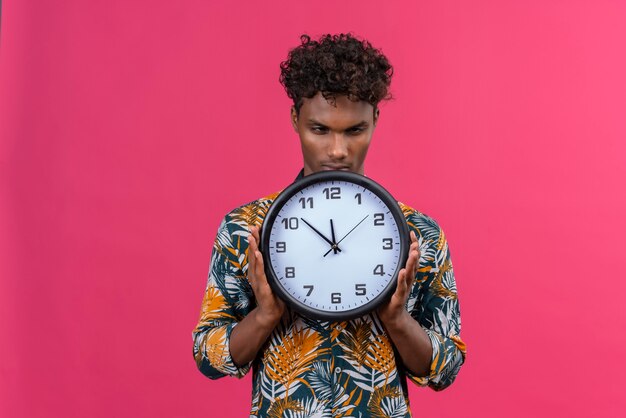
[{"xmin": 300, "ymin": 93, "xmax": 374, "ymax": 122}]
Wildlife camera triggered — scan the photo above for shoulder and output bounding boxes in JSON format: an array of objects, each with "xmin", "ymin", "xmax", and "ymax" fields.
[
  {"xmin": 221, "ymin": 191, "xmax": 282, "ymax": 234},
  {"xmin": 398, "ymin": 202, "xmax": 449, "ymax": 251},
  {"xmin": 398, "ymin": 202, "xmax": 442, "ymax": 234},
  {"xmin": 212, "ymin": 191, "xmax": 281, "ymax": 255}
]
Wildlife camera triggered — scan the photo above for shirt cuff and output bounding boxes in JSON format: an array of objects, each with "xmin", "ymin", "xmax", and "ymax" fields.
[
  {"xmin": 199, "ymin": 322, "xmax": 251, "ymax": 379},
  {"xmin": 405, "ymin": 328, "xmax": 466, "ymax": 390}
]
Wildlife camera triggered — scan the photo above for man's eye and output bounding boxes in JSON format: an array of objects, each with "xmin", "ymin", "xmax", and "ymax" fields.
[
  {"xmin": 311, "ymin": 126, "xmax": 328, "ymax": 134},
  {"xmin": 347, "ymin": 128, "xmax": 364, "ymax": 135}
]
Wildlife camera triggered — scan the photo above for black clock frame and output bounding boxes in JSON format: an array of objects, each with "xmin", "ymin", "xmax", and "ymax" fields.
[{"xmin": 260, "ymin": 171, "xmax": 410, "ymax": 321}]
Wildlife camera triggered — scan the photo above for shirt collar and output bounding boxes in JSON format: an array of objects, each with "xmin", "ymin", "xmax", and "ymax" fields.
[{"xmin": 294, "ymin": 169, "xmax": 305, "ymax": 183}]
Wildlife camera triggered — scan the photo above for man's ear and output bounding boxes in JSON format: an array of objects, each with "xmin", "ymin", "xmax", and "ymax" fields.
[
  {"xmin": 291, "ymin": 106, "xmax": 299, "ymax": 132},
  {"xmin": 373, "ymin": 108, "xmax": 380, "ymax": 127}
]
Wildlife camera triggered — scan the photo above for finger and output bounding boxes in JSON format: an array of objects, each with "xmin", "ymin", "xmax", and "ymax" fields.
[
  {"xmin": 395, "ymin": 268, "xmax": 409, "ymax": 299},
  {"xmin": 405, "ymin": 233, "xmax": 419, "ymax": 274},
  {"xmin": 402, "ymin": 253, "xmax": 417, "ymax": 294},
  {"xmin": 249, "ymin": 228, "xmax": 258, "ymax": 252},
  {"xmin": 407, "ymin": 247, "xmax": 418, "ymax": 273},
  {"xmin": 251, "ymin": 225, "xmax": 261, "ymax": 245},
  {"xmin": 403, "ymin": 246, "xmax": 416, "ymax": 275},
  {"xmin": 247, "ymin": 230, "xmax": 257, "ymax": 281},
  {"xmin": 254, "ymin": 250, "xmax": 267, "ymax": 285},
  {"xmin": 411, "ymin": 231, "xmax": 420, "ymax": 257},
  {"xmin": 401, "ymin": 245, "xmax": 418, "ymax": 291},
  {"xmin": 250, "ymin": 227, "xmax": 265, "ymax": 280}
]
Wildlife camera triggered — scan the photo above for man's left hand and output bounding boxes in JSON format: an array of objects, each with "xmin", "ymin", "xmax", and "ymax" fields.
[{"xmin": 377, "ymin": 230, "xmax": 420, "ymax": 327}]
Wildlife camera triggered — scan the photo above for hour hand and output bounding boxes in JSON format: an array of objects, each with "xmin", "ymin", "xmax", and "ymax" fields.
[
  {"xmin": 300, "ymin": 218, "xmax": 342, "ymax": 252},
  {"xmin": 330, "ymin": 219, "xmax": 339, "ymax": 255}
]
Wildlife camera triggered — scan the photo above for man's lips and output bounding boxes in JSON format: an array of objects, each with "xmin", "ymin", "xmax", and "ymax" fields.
[{"xmin": 321, "ymin": 164, "xmax": 351, "ymax": 171}]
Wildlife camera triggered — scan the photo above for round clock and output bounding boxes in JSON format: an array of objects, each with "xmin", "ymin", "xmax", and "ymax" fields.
[{"xmin": 260, "ymin": 171, "xmax": 409, "ymax": 321}]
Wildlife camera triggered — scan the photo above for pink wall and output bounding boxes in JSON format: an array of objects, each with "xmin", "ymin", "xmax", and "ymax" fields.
[{"xmin": 2, "ymin": 1, "xmax": 625, "ymax": 417}]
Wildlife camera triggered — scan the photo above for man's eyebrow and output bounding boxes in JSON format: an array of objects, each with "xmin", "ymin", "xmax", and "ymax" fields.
[
  {"xmin": 346, "ymin": 121, "xmax": 369, "ymax": 129},
  {"xmin": 306, "ymin": 119, "xmax": 369, "ymax": 129}
]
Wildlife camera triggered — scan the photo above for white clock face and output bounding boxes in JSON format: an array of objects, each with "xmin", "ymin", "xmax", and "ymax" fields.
[{"xmin": 264, "ymin": 174, "xmax": 407, "ymax": 319}]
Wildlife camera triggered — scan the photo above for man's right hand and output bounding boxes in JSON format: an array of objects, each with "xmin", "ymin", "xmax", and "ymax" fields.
[
  {"xmin": 229, "ymin": 225, "xmax": 285, "ymax": 367},
  {"xmin": 246, "ymin": 225, "xmax": 285, "ymax": 328}
]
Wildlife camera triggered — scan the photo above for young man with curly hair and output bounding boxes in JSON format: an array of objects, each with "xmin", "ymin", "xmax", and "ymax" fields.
[{"xmin": 193, "ymin": 34, "xmax": 466, "ymax": 417}]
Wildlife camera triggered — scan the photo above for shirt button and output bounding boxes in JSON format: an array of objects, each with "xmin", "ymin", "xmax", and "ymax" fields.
[{"xmin": 335, "ymin": 367, "xmax": 342, "ymax": 374}]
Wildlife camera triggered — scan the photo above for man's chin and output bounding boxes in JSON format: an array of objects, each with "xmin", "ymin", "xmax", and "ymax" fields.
[{"xmin": 304, "ymin": 165, "xmax": 361, "ymax": 176}]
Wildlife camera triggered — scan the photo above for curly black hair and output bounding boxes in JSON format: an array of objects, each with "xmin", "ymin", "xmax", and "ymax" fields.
[{"xmin": 279, "ymin": 33, "xmax": 393, "ymax": 113}]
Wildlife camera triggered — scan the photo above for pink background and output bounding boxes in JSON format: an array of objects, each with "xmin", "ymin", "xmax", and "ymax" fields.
[{"xmin": 2, "ymin": 1, "xmax": 625, "ymax": 417}]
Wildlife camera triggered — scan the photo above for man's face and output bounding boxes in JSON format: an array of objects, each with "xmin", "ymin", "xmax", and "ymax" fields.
[{"xmin": 292, "ymin": 92, "xmax": 379, "ymax": 176}]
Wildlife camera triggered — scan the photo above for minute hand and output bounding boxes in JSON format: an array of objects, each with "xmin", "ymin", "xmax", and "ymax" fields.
[
  {"xmin": 300, "ymin": 218, "xmax": 342, "ymax": 252},
  {"xmin": 324, "ymin": 214, "xmax": 369, "ymax": 257}
]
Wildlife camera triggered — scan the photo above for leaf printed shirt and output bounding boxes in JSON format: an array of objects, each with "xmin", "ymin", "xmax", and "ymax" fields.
[{"xmin": 193, "ymin": 192, "xmax": 466, "ymax": 417}]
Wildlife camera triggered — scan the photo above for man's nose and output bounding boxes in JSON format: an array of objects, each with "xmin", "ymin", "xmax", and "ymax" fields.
[{"xmin": 328, "ymin": 133, "xmax": 348, "ymax": 160}]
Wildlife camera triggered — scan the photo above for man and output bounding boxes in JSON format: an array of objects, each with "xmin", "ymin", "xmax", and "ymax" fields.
[{"xmin": 193, "ymin": 33, "xmax": 466, "ymax": 417}]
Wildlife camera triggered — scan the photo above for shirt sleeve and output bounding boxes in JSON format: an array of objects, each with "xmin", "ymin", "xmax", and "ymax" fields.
[
  {"xmin": 405, "ymin": 216, "xmax": 467, "ymax": 391},
  {"xmin": 192, "ymin": 216, "xmax": 253, "ymax": 379}
]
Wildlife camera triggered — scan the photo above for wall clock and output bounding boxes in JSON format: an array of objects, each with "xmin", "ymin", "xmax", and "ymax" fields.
[{"xmin": 260, "ymin": 171, "xmax": 409, "ymax": 320}]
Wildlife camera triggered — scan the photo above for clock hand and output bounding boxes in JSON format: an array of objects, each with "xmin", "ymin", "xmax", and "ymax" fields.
[
  {"xmin": 300, "ymin": 218, "xmax": 342, "ymax": 253},
  {"xmin": 330, "ymin": 219, "xmax": 339, "ymax": 255},
  {"xmin": 324, "ymin": 214, "xmax": 370, "ymax": 257}
]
